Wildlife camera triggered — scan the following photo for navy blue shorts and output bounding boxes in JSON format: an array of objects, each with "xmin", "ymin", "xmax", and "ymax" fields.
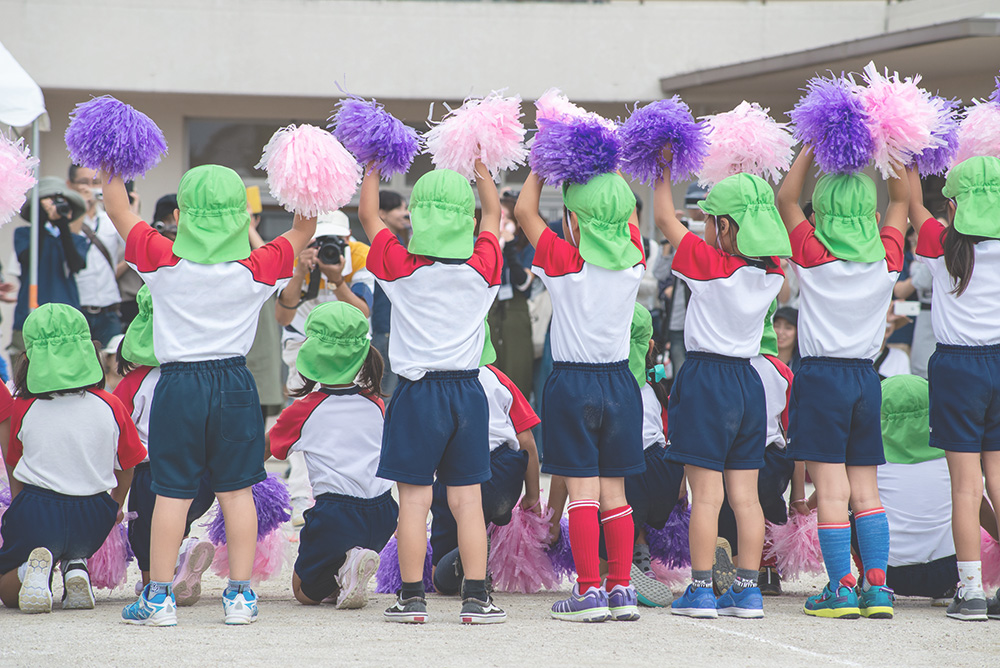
[
  {"xmin": 0, "ymin": 485, "xmax": 118, "ymax": 574},
  {"xmin": 928, "ymin": 344, "xmax": 1000, "ymax": 452},
  {"xmin": 541, "ymin": 360, "xmax": 644, "ymax": 478},
  {"xmin": 377, "ymin": 370, "xmax": 490, "ymax": 487},
  {"xmin": 430, "ymin": 446, "xmax": 529, "ymax": 567},
  {"xmin": 295, "ymin": 491, "xmax": 398, "ymax": 602},
  {"xmin": 149, "ymin": 357, "xmax": 266, "ymax": 498},
  {"xmin": 127, "ymin": 463, "xmax": 216, "ymax": 572},
  {"xmin": 718, "ymin": 444, "xmax": 795, "ymax": 557},
  {"xmin": 666, "ymin": 352, "xmax": 766, "ymax": 472},
  {"xmin": 788, "ymin": 357, "xmax": 884, "ymax": 466}
]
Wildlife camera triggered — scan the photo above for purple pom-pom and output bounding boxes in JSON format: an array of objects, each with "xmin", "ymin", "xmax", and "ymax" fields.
[
  {"xmin": 65, "ymin": 96, "xmax": 167, "ymax": 181},
  {"xmin": 645, "ymin": 501, "xmax": 691, "ymax": 569},
  {"xmin": 530, "ymin": 116, "xmax": 621, "ymax": 186},
  {"xmin": 788, "ymin": 75, "xmax": 874, "ymax": 174},
  {"xmin": 545, "ymin": 516, "xmax": 576, "ymax": 581},
  {"xmin": 915, "ymin": 97, "xmax": 961, "ymax": 176},
  {"xmin": 374, "ymin": 534, "xmax": 435, "ymax": 594},
  {"xmin": 0, "ymin": 479, "xmax": 9, "ymax": 549},
  {"xmin": 205, "ymin": 473, "xmax": 290, "ymax": 544},
  {"xmin": 329, "ymin": 97, "xmax": 420, "ymax": 180},
  {"xmin": 619, "ymin": 97, "xmax": 709, "ymax": 185}
]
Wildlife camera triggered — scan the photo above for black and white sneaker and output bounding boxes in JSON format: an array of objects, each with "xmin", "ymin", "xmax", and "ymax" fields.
[
  {"xmin": 384, "ymin": 594, "xmax": 428, "ymax": 624},
  {"xmin": 712, "ymin": 538, "xmax": 737, "ymax": 597},
  {"xmin": 61, "ymin": 560, "xmax": 96, "ymax": 610},
  {"xmin": 460, "ymin": 595, "xmax": 507, "ymax": 624}
]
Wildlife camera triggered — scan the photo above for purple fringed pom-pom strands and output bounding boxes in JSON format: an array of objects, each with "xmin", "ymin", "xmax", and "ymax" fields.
[
  {"xmin": 64, "ymin": 96, "xmax": 167, "ymax": 181},
  {"xmin": 329, "ymin": 97, "xmax": 420, "ymax": 180},
  {"xmin": 545, "ymin": 515, "xmax": 576, "ymax": 581},
  {"xmin": 205, "ymin": 473, "xmax": 291, "ymax": 545},
  {"xmin": 644, "ymin": 501, "xmax": 691, "ymax": 570},
  {"xmin": 374, "ymin": 534, "xmax": 435, "ymax": 594},
  {"xmin": 788, "ymin": 75, "xmax": 874, "ymax": 175},
  {"xmin": 619, "ymin": 97, "xmax": 709, "ymax": 186},
  {"xmin": 529, "ymin": 115, "xmax": 621, "ymax": 186},
  {"xmin": 915, "ymin": 97, "xmax": 962, "ymax": 177}
]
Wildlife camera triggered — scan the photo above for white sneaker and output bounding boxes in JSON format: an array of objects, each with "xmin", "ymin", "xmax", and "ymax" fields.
[
  {"xmin": 61, "ymin": 561, "xmax": 96, "ymax": 610},
  {"xmin": 335, "ymin": 548, "xmax": 380, "ymax": 610},
  {"xmin": 19, "ymin": 547, "xmax": 54, "ymax": 614},
  {"xmin": 223, "ymin": 588, "xmax": 259, "ymax": 625}
]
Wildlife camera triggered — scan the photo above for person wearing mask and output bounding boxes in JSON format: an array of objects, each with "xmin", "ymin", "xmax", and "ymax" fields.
[{"xmin": 370, "ymin": 190, "xmax": 410, "ymax": 396}]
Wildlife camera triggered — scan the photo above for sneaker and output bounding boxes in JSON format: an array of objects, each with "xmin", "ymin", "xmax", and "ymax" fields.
[
  {"xmin": 803, "ymin": 583, "xmax": 860, "ymax": 619},
  {"xmin": 633, "ymin": 542, "xmax": 652, "ymax": 573},
  {"xmin": 631, "ymin": 562, "xmax": 673, "ymax": 607},
  {"xmin": 432, "ymin": 546, "xmax": 463, "ymax": 596},
  {"xmin": 61, "ymin": 561, "xmax": 96, "ymax": 610},
  {"xmin": 290, "ymin": 497, "xmax": 310, "ymax": 528},
  {"xmin": 384, "ymin": 593, "xmax": 429, "ymax": 623},
  {"xmin": 222, "ymin": 587, "xmax": 259, "ymax": 625},
  {"xmin": 172, "ymin": 540, "xmax": 215, "ymax": 607},
  {"xmin": 932, "ymin": 586, "xmax": 956, "ymax": 608},
  {"xmin": 134, "ymin": 579, "xmax": 145, "ymax": 597},
  {"xmin": 758, "ymin": 567, "xmax": 782, "ymax": 596},
  {"xmin": 946, "ymin": 589, "xmax": 988, "ymax": 622},
  {"xmin": 716, "ymin": 584, "xmax": 764, "ymax": 618},
  {"xmin": 670, "ymin": 584, "xmax": 718, "ymax": 619},
  {"xmin": 335, "ymin": 548, "xmax": 380, "ymax": 610},
  {"xmin": 18, "ymin": 547, "xmax": 53, "ymax": 614},
  {"xmin": 460, "ymin": 595, "xmax": 507, "ymax": 624},
  {"xmin": 987, "ymin": 593, "xmax": 1000, "ymax": 620},
  {"xmin": 122, "ymin": 585, "xmax": 178, "ymax": 626},
  {"xmin": 607, "ymin": 584, "xmax": 640, "ymax": 621},
  {"xmin": 858, "ymin": 585, "xmax": 895, "ymax": 619},
  {"xmin": 713, "ymin": 538, "xmax": 737, "ymax": 597},
  {"xmin": 550, "ymin": 584, "xmax": 611, "ymax": 623}
]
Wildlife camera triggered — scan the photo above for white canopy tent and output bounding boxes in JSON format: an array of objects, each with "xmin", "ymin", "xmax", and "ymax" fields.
[{"xmin": 0, "ymin": 41, "xmax": 49, "ymax": 310}]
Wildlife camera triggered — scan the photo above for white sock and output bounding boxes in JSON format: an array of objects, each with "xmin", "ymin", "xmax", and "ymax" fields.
[
  {"xmin": 957, "ymin": 560, "xmax": 984, "ymax": 598},
  {"xmin": 17, "ymin": 561, "xmax": 28, "ymax": 583}
]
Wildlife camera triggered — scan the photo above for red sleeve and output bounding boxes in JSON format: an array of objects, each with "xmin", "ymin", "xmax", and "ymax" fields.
[
  {"xmin": 268, "ymin": 393, "xmax": 327, "ymax": 460},
  {"xmin": 629, "ymin": 223, "xmax": 647, "ymax": 268},
  {"xmin": 486, "ymin": 365, "xmax": 540, "ymax": 433},
  {"xmin": 0, "ymin": 382, "xmax": 13, "ymax": 423},
  {"xmin": 660, "ymin": 402, "xmax": 668, "ymax": 435},
  {"xmin": 764, "ymin": 355, "xmax": 794, "ymax": 433},
  {"xmin": 111, "ymin": 366, "xmax": 153, "ymax": 418},
  {"xmin": 671, "ymin": 231, "xmax": 752, "ymax": 280},
  {"xmin": 881, "ymin": 227, "xmax": 905, "ymax": 273},
  {"xmin": 915, "ymin": 218, "xmax": 945, "ymax": 259},
  {"xmin": 5, "ymin": 398, "xmax": 33, "ymax": 468},
  {"xmin": 532, "ymin": 227, "xmax": 584, "ymax": 277},
  {"xmin": 93, "ymin": 389, "xmax": 146, "ymax": 469},
  {"xmin": 789, "ymin": 221, "xmax": 836, "ymax": 268},
  {"xmin": 237, "ymin": 236, "xmax": 295, "ymax": 286},
  {"xmin": 125, "ymin": 222, "xmax": 181, "ymax": 272},
  {"xmin": 366, "ymin": 228, "xmax": 432, "ymax": 281},
  {"xmin": 467, "ymin": 232, "xmax": 502, "ymax": 286}
]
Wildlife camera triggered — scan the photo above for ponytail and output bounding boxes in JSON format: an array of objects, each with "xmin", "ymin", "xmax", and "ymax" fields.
[
  {"xmin": 644, "ymin": 342, "xmax": 671, "ymax": 412},
  {"xmin": 942, "ymin": 226, "xmax": 985, "ymax": 297}
]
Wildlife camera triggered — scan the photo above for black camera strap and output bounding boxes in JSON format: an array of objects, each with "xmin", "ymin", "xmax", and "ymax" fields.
[{"xmin": 80, "ymin": 222, "xmax": 116, "ymax": 273}]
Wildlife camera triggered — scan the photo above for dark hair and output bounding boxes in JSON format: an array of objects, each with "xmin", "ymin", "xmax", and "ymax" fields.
[
  {"xmin": 942, "ymin": 225, "xmax": 986, "ymax": 297},
  {"xmin": 289, "ymin": 344, "xmax": 385, "ymax": 398},
  {"xmin": 718, "ymin": 215, "xmax": 779, "ymax": 270},
  {"xmin": 802, "ymin": 201, "xmax": 814, "ymax": 221},
  {"xmin": 153, "ymin": 194, "xmax": 178, "ymax": 223},
  {"xmin": 378, "ymin": 190, "xmax": 404, "ymax": 212},
  {"xmin": 14, "ymin": 343, "xmax": 106, "ymax": 400},
  {"xmin": 68, "ymin": 164, "xmax": 82, "ymax": 182},
  {"xmin": 116, "ymin": 338, "xmax": 136, "ymax": 378},
  {"xmin": 644, "ymin": 342, "xmax": 671, "ymax": 412}
]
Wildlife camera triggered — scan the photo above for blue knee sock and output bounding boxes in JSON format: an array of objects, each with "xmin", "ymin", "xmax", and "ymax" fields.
[
  {"xmin": 854, "ymin": 507, "xmax": 890, "ymax": 588},
  {"xmin": 817, "ymin": 523, "xmax": 854, "ymax": 588}
]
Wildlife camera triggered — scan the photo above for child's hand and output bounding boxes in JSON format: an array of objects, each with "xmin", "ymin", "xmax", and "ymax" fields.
[
  {"xmin": 661, "ymin": 145, "xmax": 674, "ymax": 164},
  {"xmin": 547, "ymin": 513, "xmax": 562, "ymax": 545},
  {"xmin": 789, "ymin": 499, "xmax": 810, "ymax": 516},
  {"xmin": 520, "ymin": 494, "xmax": 542, "ymax": 516}
]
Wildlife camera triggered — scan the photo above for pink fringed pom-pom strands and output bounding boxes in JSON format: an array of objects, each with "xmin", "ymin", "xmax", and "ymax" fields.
[
  {"xmin": 764, "ymin": 509, "xmax": 825, "ymax": 580},
  {"xmin": 423, "ymin": 92, "xmax": 528, "ymax": 181},
  {"xmin": 64, "ymin": 96, "xmax": 167, "ymax": 181},
  {"xmin": 698, "ymin": 101, "xmax": 796, "ymax": 189},
  {"xmin": 487, "ymin": 499, "xmax": 560, "ymax": 594},
  {"xmin": 88, "ymin": 514, "xmax": 137, "ymax": 590},
  {"xmin": 534, "ymin": 88, "xmax": 616, "ymax": 131},
  {"xmin": 954, "ymin": 75, "xmax": 1000, "ymax": 165},
  {"xmin": 256, "ymin": 124, "xmax": 361, "ymax": 217},
  {"xmin": 982, "ymin": 528, "xmax": 1000, "ymax": 589},
  {"xmin": 0, "ymin": 134, "xmax": 39, "ymax": 227},
  {"xmin": 212, "ymin": 531, "xmax": 290, "ymax": 587}
]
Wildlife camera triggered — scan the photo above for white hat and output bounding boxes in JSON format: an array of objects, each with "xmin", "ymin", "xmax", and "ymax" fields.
[
  {"xmin": 104, "ymin": 333, "xmax": 125, "ymax": 355},
  {"xmin": 314, "ymin": 210, "xmax": 351, "ymax": 238}
]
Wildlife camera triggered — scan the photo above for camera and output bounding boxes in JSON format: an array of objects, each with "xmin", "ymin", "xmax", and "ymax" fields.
[{"xmin": 312, "ymin": 235, "xmax": 347, "ymax": 266}]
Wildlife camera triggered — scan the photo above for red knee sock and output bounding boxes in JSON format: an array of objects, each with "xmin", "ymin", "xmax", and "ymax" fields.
[
  {"xmin": 601, "ymin": 505, "xmax": 634, "ymax": 591},
  {"xmin": 568, "ymin": 500, "xmax": 601, "ymax": 593}
]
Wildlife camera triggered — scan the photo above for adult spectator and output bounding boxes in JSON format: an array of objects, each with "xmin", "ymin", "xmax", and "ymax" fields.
[
  {"xmin": 773, "ymin": 307, "xmax": 801, "ymax": 374},
  {"xmin": 67, "ymin": 165, "xmax": 125, "ymax": 346},
  {"xmin": 370, "ymin": 190, "xmax": 409, "ymax": 395}
]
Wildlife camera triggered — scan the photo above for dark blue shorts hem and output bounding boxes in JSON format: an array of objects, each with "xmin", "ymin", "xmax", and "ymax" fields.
[
  {"xmin": 930, "ymin": 438, "xmax": 1000, "ymax": 453},
  {"xmin": 377, "ymin": 466, "xmax": 490, "ymax": 487}
]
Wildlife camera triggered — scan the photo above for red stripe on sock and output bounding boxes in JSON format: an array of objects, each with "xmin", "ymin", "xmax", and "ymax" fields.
[
  {"xmin": 601, "ymin": 506, "xmax": 634, "ymax": 591},
  {"xmin": 854, "ymin": 507, "xmax": 885, "ymax": 519},
  {"xmin": 568, "ymin": 502, "xmax": 601, "ymax": 593},
  {"xmin": 818, "ymin": 522, "xmax": 851, "ymax": 530}
]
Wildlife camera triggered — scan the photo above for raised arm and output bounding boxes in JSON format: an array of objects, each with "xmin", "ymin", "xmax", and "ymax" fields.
[
  {"xmin": 904, "ymin": 166, "xmax": 933, "ymax": 234},
  {"xmin": 280, "ymin": 213, "xmax": 318, "ymax": 257},
  {"xmin": 513, "ymin": 172, "xmax": 549, "ymax": 247},
  {"xmin": 358, "ymin": 165, "xmax": 387, "ymax": 243},
  {"xmin": 883, "ymin": 167, "xmax": 910, "ymax": 236},
  {"xmin": 776, "ymin": 147, "xmax": 811, "ymax": 234},
  {"xmin": 474, "ymin": 159, "xmax": 500, "ymax": 240},
  {"xmin": 653, "ymin": 149, "xmax": 690, "ymax": 249},
  {"xmin": 101, "ymin": 173, "xmax": 144, "ymax": 240}
]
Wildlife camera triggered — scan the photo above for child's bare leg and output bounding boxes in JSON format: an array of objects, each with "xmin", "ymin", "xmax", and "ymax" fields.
[
  {"xmin": 808, "ymin": 462, "xmax": 851, "ymax": 524},
  {"xmin": 216, "ymin": 488, "xmax": 258, "ymax": 582},
  {"xmin": 686, "ymin": 465, "xmax": 724, "ymax": 572},
  {"xmin": 396, "ymin": 483, "xmax": 433, "ymax": 584},
  {"xmin": 0, "ymin": 570, "xmax": 21, "ymax": 608},
  {"xmin": 723, "ymin": 469, "xmax": 764, "ymax": 571},
  {"xmin": 149, "ymin": 496, "xmax": 194, "ymax": 583},
  {"xmin": 447, "ymin": 484, "xmax": 487, "ymax": 580},
  {"xmin": 292, "ymin": 571, "xmax": 321, "ymax": 605},
  {"xmin": 946, "ymin": 452, "xmax": 984, "ymax": 562}
]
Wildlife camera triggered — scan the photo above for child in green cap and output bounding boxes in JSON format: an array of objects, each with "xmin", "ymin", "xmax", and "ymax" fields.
[
  {"xmin": 654, "ymin": 150, "xmax": 790, "ymax": 619},
  {"xmin": 516, "ymin": 169, "xmax": 646, "ymax": 622},
  {"xmin": 905, "ymin": 156, "xmax": 1000, "ymax": 620},
  {"xmin": 0, "ymin": 303, "xmax": 145, "ymax": 614},
  {"xmin": 266, "ymin": 301, "xmax": 397, "ymax": 611},
  {"xmin": 358, "ymin": 160, "xmax": 505, "ymax": 624},
  {"xmin": 777, "ymin": 147, "xmax": 909, "ymax": 619},
  {"xmin": 101, "ymin": 166, "xmax": 316, "ymax": 626}
]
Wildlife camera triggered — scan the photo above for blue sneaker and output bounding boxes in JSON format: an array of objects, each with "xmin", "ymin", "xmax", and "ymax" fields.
[
  {"xmin": 858, "ymin": 585, "xmax": 894, "ymax": 619},
  {"xmin": 607, "ymin": 584, "xmax": 640, "ymax": 621},
  {"xmin": 804, "ymin": 582, "xmax": 860, "ymax": 619},
  {"xmin": 551, "ymin": 584, "xmax": 610, "ymax": 622},
  {"xmin": 671, "ymin": 584, "xmax": 718, "ymax": 619},
  {"xmin": 122, "ymin": 585, "xmax": 177, "ymax": 626},
  {"xmin": 716, "ymin": 584, "xmax": 764, "ymax": 618},
  {"xmin": 223, "ymin": 587, "xmax": 258, "ymax": 625}
]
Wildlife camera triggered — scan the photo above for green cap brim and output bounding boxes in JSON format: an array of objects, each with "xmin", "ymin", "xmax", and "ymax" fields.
[
  {"xmin": 880, "ymin": 375, "xmax": 940, "ymax": 464},
  {"xmin": 564, "ymin": 173, "xmax": 642, "ymax": 271},
  {"xmin": 629, "ymin": 303, "xmax": 653, "ymax": 387},
  {"xmin": 812, "ymin": 173, "xmax": 884, "ymax": 263},
  {"xmin": 407, "ymin": 169, "xmax": 476, "ymax": 260},
  {"xmin": 23, "ymin": 304, "xmax": 103, "ymax": 394},
  {"xmin": 699, "ymin": 173, "xmax": 791, "ymax": 258},
  {"xmin": 759, "ymin": 299, "xmax": 778, "ymax": 358},
  {"xmin": 295, "ymin": 302, "xmax": 370, "ymax": 385},
  {"xmin": 121, "ymin": 285, "xmax": 158, "ymax": 367},
  {"xmin": 943, "ymin": 156, "xmax": 1000, "ymax": 239},
  {"xmin": 172, "ymin": 165, "xmax": 252, "ymax": 265},
  {"xmin": 480, "ymin": 319, "xmax": 497, "ymax": 367}
]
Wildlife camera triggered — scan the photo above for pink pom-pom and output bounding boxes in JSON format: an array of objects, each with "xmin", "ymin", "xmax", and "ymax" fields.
[
  {"xmin": 487, "ymin": 499, "xmax": 560, "ymax": 594},
  {"xmin": 698, "ymin": 101, "xmax": 795, "ymax": 188},
  {"xmin": 954, "ymin": 99, "xmax": 1000, "ymax": 165},
  {"xmin": 764, "ymin": 509, "xmax": 824, "ymax": 580},
  {"xmin": 856, "ymin": 62, "xmax": 944, "ymax": 178},
  {"xmin": 982, "ymin": 529, "xmax": 1000, "ymax": 589},
  {"xmin": 88, "ymin": 520, "xmax": 135, "ymax": 590},
  {"xmin": 211, "ymin": 530, "xmax": 290, "ymax": 586},
  {"xmin": 424, "ymin": 92, "xmax": 528, "ymax": 181},
  {"xmin": 534, "ymin": 88, "xmax": 616, "ymax": 131},
  {"xmin": 256, "ymin": 124, "xmax": 361, "ymax": 216},
  {"xmin": 0, "ymin": 134, "xmax": 39, "ymax": 227},
  {"xmin": 649, "ymin": 559, "xmax": 689, "ymax": 589}
]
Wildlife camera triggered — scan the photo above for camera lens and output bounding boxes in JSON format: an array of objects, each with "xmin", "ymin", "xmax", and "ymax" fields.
[
  {"xmin": 318, "ymin": 242, "xmax": 342, "ymax": 265},
  {"xmin": 54, "ymin": 197, "xmax": 73, "ymax": 219}
]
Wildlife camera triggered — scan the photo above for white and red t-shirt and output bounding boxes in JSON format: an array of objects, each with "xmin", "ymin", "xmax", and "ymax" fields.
[
  {"xmin": 750, "ymin": 354, "xmax": 793, "ymax": 449},
  {"xmin": 366, "ymin": 229, "xmax": 501, "ymax": 381},
  {"xmin": 125, "ymin": 223, "xmax": 294, "ymax": 362},
  {"xmin": 671, "ymin": 233, "xmax": 783, "ymax": 359},
  {"xmin": 480, "ymin": 364, "xmax": 540, "ymax": 452},
  {"xmin": 7, "ymin": 389, "xmax": 145, "ymax": 496},
  {"xmin": 112, "ymin": 365, "xmax": 161, "ymax": 462},
  {"xmin": 532, "ymin": 226, "xmax": 645, "ymax": 363},
  {"xmin": 878, "ymin": 459, "xmax": 955, "ymax": 567},
  {"xmin": 268, "ymin": 387, "xmax": 391, "ymax": 499},
  {"xmin": 790, "ymin": 223, "xmax": 904, "ymax": 360},
  {"xmin": 640, "ymin": 383, "xmax": 666, "ymax": 450},
  {"xmin": 915, "ymin": 218, "xmax": 1000, "ymax": 346}
]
